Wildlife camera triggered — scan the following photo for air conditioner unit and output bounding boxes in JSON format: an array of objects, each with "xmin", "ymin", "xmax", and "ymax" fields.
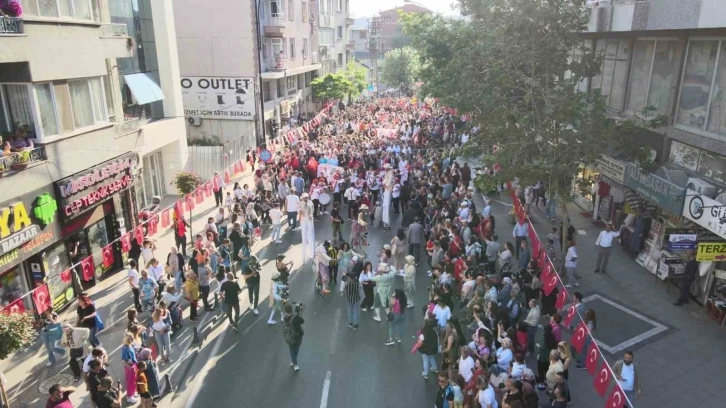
[
  {"xmin": 187, "ymin": 116, "xmax": 202, "ymax": 126},
  {"xmin": 687, "ymin": 177, "xmax": 717, "ymax": 198}
]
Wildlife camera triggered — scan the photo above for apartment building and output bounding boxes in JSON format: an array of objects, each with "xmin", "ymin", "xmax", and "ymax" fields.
[
  {"xmin": 579, "ymin": 0, "xmax": 726, "ymax": 304},
  {"xmin": 318, "ymin": 0, "xmax": 354, "ymax": 74},
  {"xmin": 377, "ymin": 3, "xmax": 429, "ymax": 54},
  {"xmin": 0, "ymin": 0, "xmax": 187, "ymax": 311}
]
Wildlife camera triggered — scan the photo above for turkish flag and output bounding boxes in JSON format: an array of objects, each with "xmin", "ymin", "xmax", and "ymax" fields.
[
  {"xmin": 224, "ymin": 169, "xmax": 231, "ymax": 184},
  {"xmin": 233, "ymin": 161, "xmax": 240, "ymax": 174},
  {"xmin": 542, "ymin": 272, "xmax": 559, "ymax": 296},
  {"xmin": 81, "ymin": 256, "xmax": 95, "ymax": 281},
  {"xmin": 161, "ymin": 209, "xmax": 171, "ymax": 228},
  {"xmin": 102, "ymin": 244, "xmax": 114, "ymax": 268},
  {"xmin": 212, "ymin": 175, "xmax": 221, "ymax": 192},
  {"xmin": 555, "ymin": 289, "xmax": 569, "ymax": 310},
  {"xmin": 571, "ymin": 321, "xmax": 589, "ymax": 352},
  {"xmin": 585, "ymin": 341, "xmax": 601, "ymax": 375},
  {"xmin": 121, "ymin": 233, "xmax": 132, "ymax": 253},
  {"xmin": 195, "ymin": 189, "xmax": 204, "ymax": 204},
  {"xmin": 185, "ymin": 194, "xmax": 195, "ymax": 211},
  {"xmin": 541, "ymin": 262, "xmax": 553, "ymax": 281},
  {"xmin": 204, "ymin": 182, "xmax": 213, "ymax": 198},
  {"xmin": 593, "ymin": 365, "xmax": 612, "ymax": 397},
  {"xmin": 563, "ymin": 304, "xmax": 577, "ymax": 328},
  {"xmin": 538, "ymin": 249, "xmax": 547, "ymax": 268},
  {"xmin": 60, "ymin": 269, "xmax": 72, "ymax": 283},
  {"xmin": 134, "ymin": 226, "xmax": 145, "ymax": 245},
  {"xmin": 3, "ymin": 298, "xmax": 25, "ymax": 314},
  {"xmin": 147, "ymin": 216, "xmax": 158, "ymax": 236},
  {"xmin": 32, "ymin": 284, "xmax": 51, "ymax": 315},
  {"xmin": 239, "ymin": 160, "xmax": 246, "ymax": 172},
  {"xmin": 604, "ymin": 384, "xmax": 625, "ymax": 408}
]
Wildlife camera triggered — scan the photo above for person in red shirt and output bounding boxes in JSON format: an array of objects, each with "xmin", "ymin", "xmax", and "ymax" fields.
[
  {"xmin": 453, "ymin": 256, "xmax": 467, "ymax": 283},
  {"xmin": 46, "ymin": 384, "xmax": 75, "ymax": 408}
]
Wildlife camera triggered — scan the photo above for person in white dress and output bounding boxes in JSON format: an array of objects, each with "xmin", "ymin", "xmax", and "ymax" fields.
[{"xmin": 299, "ymin": 193, "xmax": 315, "ymax": 261}]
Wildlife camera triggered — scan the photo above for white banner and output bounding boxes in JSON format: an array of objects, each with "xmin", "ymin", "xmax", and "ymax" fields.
[
  {"xmin": 317, "ymin": 164, "xmax": 344, "ymax": 179},
  {"xmin": 181, "ymin": 76, "xmax": 255, "ymax": 120}
]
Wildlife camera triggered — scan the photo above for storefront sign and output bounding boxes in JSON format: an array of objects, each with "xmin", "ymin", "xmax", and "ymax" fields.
[
  {"xmin": 596, "ymin": 154, "xmax": 626, "ymax": 184},
  {"xmin": 696, "ymin": 242, "xmax": 726, "ymax": 262},
  {"xmin": 0, "ymin": 191, "xmax": 60, "ymax": 262},
  {"xmin": 682, "ymin": 189, "xmax": 726, "ymax": 240},
  {"xmin": 55, "ymin": 153, "xmax": 136, "ymax": 220},
  {"xmin": 181, "ymin": 76, "xmax": 254, "ymax": 120},
  {"xmin": 667, "ymin": 234, "xmax": 698, "ymax": 251},
  {"xmin": 623, "ymin": 165, "xmax": 685, "ymax": 215}
]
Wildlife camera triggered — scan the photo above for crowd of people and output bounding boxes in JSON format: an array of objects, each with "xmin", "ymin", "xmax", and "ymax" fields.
[{"xmin": 43, "ymin": 97, "xmax": 642, "ymax": 408}]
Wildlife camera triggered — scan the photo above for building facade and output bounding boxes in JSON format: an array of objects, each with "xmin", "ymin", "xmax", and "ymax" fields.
[
  {"xmin": 318, "ymin": 0, "xmax": 354, "ymax": 75},
  {"xmin": 0, "ymin": 0, "xmax": 187, "ymax": 311},
  {"xmin": 581, "ymin": 0, "xmax": 726, "ymax": 304}
]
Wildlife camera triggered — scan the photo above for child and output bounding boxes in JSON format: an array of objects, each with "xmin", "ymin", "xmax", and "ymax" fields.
[
  {"xmin": 450, "ymin": 372, "xmax": 465, "ymax": 408},
  {"xmin": 225, "ymin": 192, "xmax": 234, "ymax": 213},
  {"xmin": 136, "ymin": 361, "xmax": 154, "ymax": 408}
]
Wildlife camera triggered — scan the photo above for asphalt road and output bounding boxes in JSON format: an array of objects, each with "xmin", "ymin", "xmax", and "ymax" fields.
[{"xmin": 166, "ymin": 207, "xmax": 439, "ymax": 408}]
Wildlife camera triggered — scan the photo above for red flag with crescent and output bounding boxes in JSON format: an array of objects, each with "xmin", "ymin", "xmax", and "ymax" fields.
[
  {"xmin": 185, "ymin": 194, "xmax": 195, "ymax": 211},
  {"xmin": 195, "ymin": 188, "xmax": 204, "ymax": 204},
  {"xmin": 593, "ymin": 365, "xmax": 612, "ymax": 397},
  {"xmin": 81, "ymin": 256, "xmax": 95, "ymax": 281},
  {"xmin": 3, "ymin": 298, "xmax": 25, "ymax": 314},
  {"xmin": 224, "ymin": 169, "xmax": 231, "ymax": 184},
  {"xmin": 102, "ymin": 244, "xmax": 114, "ymax": 268},
  {"xmin": 563, "ymin": 304, "xmax": 577, "ymax": 328},
  {"xmin": 604, "ymin": 384, "xmax": 625, "ymax": 408},
  {"xmin": 585, "ymin": 341, "xmax": 600, "ymax": 375},
  {"xmin": 555, "ymin": 288, "xmax": 569, "ymax": 310},
  {"xmin": 542, "ymin": 271, "xmax": 559, "ymax": 296},
  {"xmin": 32, "ymin": 284, "xmax": 51, "ymax": 315},
  {"xmin": 161, "ymin": 209, "xmax": 171, "ymax": 228},
  {"xmin": 60, "ymin": 269, "xmax": 72, "ymax": 283},
  {"xmin": 121, "ymin": 233, "xmax": 131, "ymax": 253},
  {"xmin": 147, "ymin": 215, "xmax": 158, "ymax": 236},
  {"xmin": 239, "ymin": 160, "xmax": 246, "ymax": 172},
  {"xmin": 204, "ymin": 182, "xmax": 213, "ymax": 197},
  {"xmin": 571, "ymin": 321, "xmax": 589, "ymax": 352},
  {"xmin": 212, "ymin": 175, "xmax": 221, "ymax": 192},
  {"xmin": 134, "ymin": 226, "xmax": 145, "ymax": 245}
]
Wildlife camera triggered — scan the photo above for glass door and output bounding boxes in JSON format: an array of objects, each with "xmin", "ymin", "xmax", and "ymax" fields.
[
  {"xmin": 87, "ymin": 218, "xmax": 111, "ymax": 279},
  {"xmin": 45, "ymin": 242, "xmax": 75, "ymax": 310}
]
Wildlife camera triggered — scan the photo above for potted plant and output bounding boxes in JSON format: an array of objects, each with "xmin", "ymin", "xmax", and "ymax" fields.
[
  {"xmin": 0, "ymin": 1, "xmax": 23, "ymax": 17},
  {"xmin": 12, "ymin": 150, "xmax": 30, "ymax": 170}
]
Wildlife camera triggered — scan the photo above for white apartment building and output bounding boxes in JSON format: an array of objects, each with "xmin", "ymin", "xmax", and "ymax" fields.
[
  {"xmin": 318, "ymin": 0, "xmax": 354, "ymax": 74},
  {"xmin": 174, "ymin": 0, "xmax": 321, "ymax": 144},
  {"xmin": 0, "ymin": 0, "xmax": 187, "ymax": 308}
]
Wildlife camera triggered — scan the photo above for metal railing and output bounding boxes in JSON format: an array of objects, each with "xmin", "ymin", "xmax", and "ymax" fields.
[
  {"xmin": 266, "ymin": 15, "xmax": 286, "ymax": 26},
  {"xmin": 0, "ymin": 147, "xmax": 46, "ymax": 174},
  {"xmin": 0, "ymin": 16, "xmax": 23, "ymax": 35},
  {"xmin": 114, "ymin": 117, "xmax": 141, "ymax": 135},
  {"xmin": 100, "ymin": 23, "xmax": 129, "ymax": 37}
]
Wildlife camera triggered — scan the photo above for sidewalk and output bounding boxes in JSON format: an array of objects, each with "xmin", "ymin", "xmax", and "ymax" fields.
[
  {"xmin": 0, "ymin": 168, "xmax": 256, "ymax": 408},
  {"xmin": 491, "ymin": 195, "xmax": 726, "ymax": 408}
]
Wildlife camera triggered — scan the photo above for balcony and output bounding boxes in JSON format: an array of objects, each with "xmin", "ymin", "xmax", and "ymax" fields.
[
  {"xmin": 266, "ymin": 53, "xmax": 287, "ymax": 72},
  {"xmin": 263, "ymin": 15, "xmax": 286, "ymax": 37},
  {"xmin": 346, "ymin": 42, "xmax": 355, "ymax": 51},
  {"xmin": 100, "ymin": 23, "xmax": 129, "ymax": 38},
  {"xmin": 0, "ymin": 147, "xmax": 46, "ymax": 177},
  {"xmin": 100, "ymin": 23, "xmax": 134, "ymax": 59},
  {"xmin": 114, "ymin": 117, "xmax": 141, "ymax": 136},
  {"xmin": 0, "ymin": 16, "xmax": 23, "ymax": 35},
  {"xmin": 345, "ymin": 17, "xmax": 355, "ymax": 26}
]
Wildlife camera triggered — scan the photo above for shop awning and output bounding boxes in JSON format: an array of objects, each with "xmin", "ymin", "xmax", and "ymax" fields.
[{"xmin": 123, "ymin": 73, "xmax": 165, "ymax": 105}]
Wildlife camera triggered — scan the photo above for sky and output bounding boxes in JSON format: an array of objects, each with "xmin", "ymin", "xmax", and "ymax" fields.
[{"xmin": 349, "ymin": 0, "xmax": 459, "ymax": 18}]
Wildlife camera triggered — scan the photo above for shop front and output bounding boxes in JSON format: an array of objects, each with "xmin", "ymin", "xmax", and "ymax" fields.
[
  {"xmin": 0, "ymin": 188, "xmax": 62, "ymax": 312},
  {"xmin": 571, "ymin": 164, "xmax": 598, "ymax": 212},
  {"xmin": 592, "ymin": 154, "xmax": 629, "ymax": 226},
  {"xmin": 53, "ymin": 152, "xmax": 138, "ymax": 293}
]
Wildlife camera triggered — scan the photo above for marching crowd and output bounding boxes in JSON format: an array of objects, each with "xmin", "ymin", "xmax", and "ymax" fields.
[{"xmin": 43, "ymin": 97, "xmax": 642, "ymax": 408}]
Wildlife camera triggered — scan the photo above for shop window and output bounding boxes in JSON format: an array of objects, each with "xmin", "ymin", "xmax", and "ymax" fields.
[
  {"xmin": 45, "ymin": 242, "xmax": 74, "ymax": 309},
  {"xmin": 0, "ymin": 266, "xmax": 27, "ymax": 308},
  {"xmin": 677, "ymin": 40, "xmax": 720, "ymax": 132},
  {"xmin": 627, "ymin": 39, "xmax": 682, "ymax": 115},
  {"xmin": 23, "ymin": 0, "xmax": 101, "ymax": 22}
]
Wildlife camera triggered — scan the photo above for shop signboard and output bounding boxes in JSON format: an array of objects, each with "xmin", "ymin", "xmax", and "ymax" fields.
[
  {"xmin": 623, "ymin": 165, "xmax": 686, "ymax": 215},
  {"xmin": 667, "ymin": 233, "xmax": 698, "ymax": 251},
  {"xmin": 596, "ymin": 154, "xmax": 626, "ymax": 184},
  {"xmin": 54, "ymin": 153, "xmax": 137, "ymax": 221},
  {"xmin": 181, "ymin": 76, "xmax": 254, "ymax": 120},
  {"xmin": 696, "ymin": 242, "xmax": 726, "ymax": 262},
  {"xmin": 0, "ymin": 189, "xmax": 61, "ymax": 270},
  {"xmin": 682, "ymin": 189, "xmax": 726, "ymax": 240}
]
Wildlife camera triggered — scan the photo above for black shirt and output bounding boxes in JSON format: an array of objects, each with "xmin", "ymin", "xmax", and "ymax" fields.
[
  {"xmin": 243, "ymin": 264, "xmax": 260, "ymax": 284},
  {"xmin": 77, "ymin": 304, "xmax": 97, "ymax": 328},
  {"xmin": 96, "ymin": 390, "xmax": 119, "ymax": 408},
  {"xmin": 330, "ymin": 208, "xmax": 341, "ymax": 224},
  {"xmin": 220, "ymin": 281, "xmax": 242, "ymax": 304},
  {"xmin": 291, "ymin": 315, "xmax": 304, "ymax": 337},
  {"xmin": 435, "ymin": 385, "xmax": 454, "ymax": 408},
  {"xmin": 88, "ymin": 369, "xmax": 108, "ymax": 401}
]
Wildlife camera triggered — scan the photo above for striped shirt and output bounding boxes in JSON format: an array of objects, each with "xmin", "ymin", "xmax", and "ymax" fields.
[{"xmin": 345, "ymin": 280, "xmax": 361, "ymax": 304}]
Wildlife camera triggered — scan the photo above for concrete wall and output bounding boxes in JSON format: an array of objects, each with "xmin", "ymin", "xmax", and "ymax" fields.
[{"xmin": 185, "ymin": 119, "xmax": 257, "ymax": 145}]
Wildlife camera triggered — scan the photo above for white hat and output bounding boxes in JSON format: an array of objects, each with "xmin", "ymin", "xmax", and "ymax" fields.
[
  {"xmin": 301, "ymin": 192, "xmax": 309, "ymax": 198},
  {"xmin": 467, "ymin": 186, "xmax": 474, "ymax": 191},
  {"xmin": 271, "ymin": 271, "xmax": 282, "ymax": 280},
  {"xmin": 405, "ymin": 255, "xmax": 416, "ymax": 264},
  {"xmin": 460, "ymin": 201, "xmax": 468, "ymax": 207},
  {"xmin": 383, "ymin": 244, "xmax": 391, "ymax": 251},
  {"xmin": 384, "ymin": 163, "xmax": 392, "ymax": 169}
]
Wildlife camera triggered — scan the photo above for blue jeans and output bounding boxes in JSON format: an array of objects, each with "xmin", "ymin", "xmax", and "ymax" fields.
[
  {"xmin": 89, "ymin": 326, "xmax": 100, "ymax": 347},
  {"xmin": 287, "ymin": 212, "xmax": 298, "ymax": 230},
  {"xmin": 387, "ymin": 312, "xmax": 406, "ymax": 339},
  {"xmin": 40, "ymin": 330, "xmax": 65, "ymax": 364},
  {"xmin": 271, "ymin": 223, "xmax": 282, "ymax": 241},
  {"xmin": 422, "ymin": 354, "xmax": 438, "ymax": 373},
  {"xmin": 154, "ymin": 330, "xmax": 171, "ymax": 359},
  {"xmin": 347, "ymin": 301, "xmax": 360, "ymax": 326},
  {"xmin": 624, "ymin": 390, "xmax": 635, "ymax": 407},
  {"xmin": 289, "ymin": 340, "xmax": 302, "ymax": 365}
]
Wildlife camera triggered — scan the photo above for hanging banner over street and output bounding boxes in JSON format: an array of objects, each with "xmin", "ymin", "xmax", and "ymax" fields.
[{"xmin": 181, "ymin": 76, "xmax": 255, "ymax": 120}]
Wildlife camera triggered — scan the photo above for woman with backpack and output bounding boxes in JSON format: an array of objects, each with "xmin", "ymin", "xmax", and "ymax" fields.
[{"xmin": 416, "ymin": 318, "xmax": 440, "ymax": 380}]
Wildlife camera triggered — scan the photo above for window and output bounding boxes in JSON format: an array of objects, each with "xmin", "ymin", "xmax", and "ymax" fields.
[
  {"xmin": 302, "ymin": 38, "xmax": 308, "ymax": 58},
  {"xmin": 305, "ymin": 72, "xmax": 312, "ymax": 87},
  {"xmin": 358, "ymin": 30, "xmax": 367, "ymax": 40},
  {"xmin": 35, "ymin": 84, "xmax": 58, "ymax": 137},
  {"xmin": 24, "ymin": 0, "xmax": 101, "ymax": 22},
  {"xmin": 0, "ymin": 85, "xmax": 36, "ymax": 138},
  {"xmin": 302, "ymin": 1, "xmax": 308, "ymax": 22},
  {"xmin": 270, "ymin": 0, "xmax": 284, "ymax": 17},
  {"xmin": 337, "ymin": 26, "xmax": 343, "ymax": 39},
  {"xmin": 262, "ymin": 39, "xmax": 269, "ymax": 61},
  {"xmin": 626, "ymin": 39, "xmax": 682, "ymax": 115},
  {"xmin": 263, "ymin": 82, "xmax": 272, "ymax": 102},
  {"xmin": 591, "ymin": 39, "xmax": 631, "ymax": 111},
  {"xmin": 676, "ymin": 39, "xmax": 726, "ymax": 136},
  {"xmin": 288, "ymin": 0, "xmax": 294, "ymax": 20},
  {"xmin": 320, "ymin": 28, "xmax": 334, "ymax": 46},
  {"xmin": 337, "ymin": 0, "xmax": 342, "ymax": 12},
  {"xmin": 290, "ymin": 38, "xmax": 296, "ymax": 60},
  {"xmin": 337, "ymin": 53, "xmax": 343, "ymax": 67},
  {"xmin": 102, "ymin": 76, "xmax": 116, "ymax": 121},
  {"xmin": 271, "ymin": 38, "xmax": 284, "ymax": 60},
  {"xmin": 282, "ymin": 38, "xmax": 288, "ymax": 58},
  {"xmin": 67, "ymin": 78, "xmax": 107, "ymax": 130},
  {"xmin": 287, "ymin": 75, "xmax": 297, "ymax": 90},
  {"xmin": 277, "ymin": 79, "xmax": 285, "ymax": 98}
]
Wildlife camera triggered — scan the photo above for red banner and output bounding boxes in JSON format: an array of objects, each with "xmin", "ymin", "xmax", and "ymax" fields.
[
  {"xmin": 555, "ymin": 289, "xmax": 569, "ymax": 310},
  {"xmin": 538, "ymin": 249, "xmax": 547, "ymax": 268},
  {"xmin": 32, "ymin": 284, "xmax": 51, "ymax": 315},
  {"xmin": 204, "ymin": 182, "xmax": 213, "ymax": 198},
  {"xmin": 134, "ymin": 226, "xmax": 145, "ymax": 245},
  {"xmin": 60, "ymin": 269, "xmax": 72, "ymax": 283},
  {"xmin": 147, "ymin": 216, "xmax": 158, "ymax": 236},
  {"xmin": 195, "ymin": 188, "xmax": 204, "ymax": 204},
  {"xmin": 101, "ymin": 244, "xmax": 114, "ymax": 268},
  {"xmin": 161, "ymin": 209, "xmax": 171, "ymax": 228},
  {"xmin": 81, "ymin": 256, "xmax": 95, "ymax": 281},
  {"xmin": 3, "ymin": 298, "xmax": 25, "ymax": 314},
  {"xmin": 185, "ymin": 194, "xmax": 195, "ymax": 211},
  {"xmin": 571, "ymin": 321, "xmax": 588, "ymax": 352},
  {"xmin": 563, "ymin": 304, "xmax": 577, "ymax": 328},
  {"xmin": 224, "ymin": 169, "xmax": 231, "ymax": 184},
  {"xmin": 121, "ymin": 233, "xmax": 132, "ymax": 253},
  {"xmin": 593, "ymin": 365, "xmax": 612, "ymax": 397},
  {"xmin": 542, "ymin": 272, "xmax": 559, "ymax": 296},
  {"xmin": 585, "ymin": 341, "xmax": 600, "ymax": 375},
  {"xmin": 239, "ymin": 160, "xmax": 246, "ymax": 172},
  {"xmin": 604, "ymin": 384, "xmax": 625, "ymax": 408}
]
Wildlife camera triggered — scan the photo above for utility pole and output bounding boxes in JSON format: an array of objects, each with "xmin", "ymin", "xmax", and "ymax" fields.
[{"xmin": 367, "ymin": 12, "xmax": 389, "ymax": 97}]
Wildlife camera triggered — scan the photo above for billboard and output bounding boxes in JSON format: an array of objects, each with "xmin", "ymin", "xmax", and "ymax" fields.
[{"xmin": 181, "ymin": 76, "xmax": 255, "ymax": 120}]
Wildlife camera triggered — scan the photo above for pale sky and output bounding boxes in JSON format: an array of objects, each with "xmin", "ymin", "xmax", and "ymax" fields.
[{"xmin": 349, "ymin": 0, "xmax": 459, "ymax": 18}]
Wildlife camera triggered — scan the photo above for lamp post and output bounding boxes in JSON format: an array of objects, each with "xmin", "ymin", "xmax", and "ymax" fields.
[{"xmin": 253, "ymin": 0, "xmax": 267, "ymax": 146}]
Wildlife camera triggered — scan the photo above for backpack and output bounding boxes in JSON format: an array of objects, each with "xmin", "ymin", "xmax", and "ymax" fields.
[{"xmin": 282, "ymin": 316, "xmax": 299, "ymax": 345}]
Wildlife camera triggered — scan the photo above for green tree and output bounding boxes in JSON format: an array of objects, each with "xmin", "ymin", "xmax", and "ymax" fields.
[
  {"xmin": 380, "ymin": 46, "xmax": 421, "ymax": 90},
  {"xmin": 341, "ymin": 60, "xmax": 368, "ymax": 101},
  {"xmin": 0, "ymin": 311, "xmax": 37, "ymax": 360},
  {"xmin": 311, "ymin": 73, "xmax": 352, "ymax": 103}
]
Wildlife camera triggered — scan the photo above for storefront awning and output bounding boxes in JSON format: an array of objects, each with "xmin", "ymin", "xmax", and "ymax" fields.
[{"xmin": 124, "ymin": 73, "xmax": 165, "ymax": 105}]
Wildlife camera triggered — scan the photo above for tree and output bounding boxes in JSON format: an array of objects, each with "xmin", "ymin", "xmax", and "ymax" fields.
[
  {"xmin": 311, "ymin": 73, "xmax": 352, "ymax": 103},
  {"xmin": 340, "ymin": 60, "xmax": 368, "ymax": 101},
  {"xmin": 0, "ymin": 311, "xmax": 37, "ymax": 360},
  {"xmin": 380, "ymin": 46, "xmax": 421, "ymax": 90}
]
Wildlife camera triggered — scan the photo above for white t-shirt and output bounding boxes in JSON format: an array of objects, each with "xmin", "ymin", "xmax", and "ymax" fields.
[
  {"xmin": 285, "ymin": 194, "xmax": 300, "ymax": 212},
  {"xmin": 269, "ymin": 208, "xmax": 283, "ymax": 225},
  {"xmin": 478, "ymin": 385, "xmax": 498, "ymax": 408},
  {"xmin": 433, "ymin": 304, "xmax": 452, "ymax": 327},
  {"xmin": 82, "ymin": 354, "xmax": 95, "ymax": 373},
  {"xmin": 619, "ymin": 363, "xmax": 635, "ymax": 391},
  {"xmin": 459, "ymin": 356, "xmax": 475, "ymax": 382},
  {"xmin": 128, "ymin": 268, "xmax": 139, "ymax": 288},
  {"xmin": 148, "ymin": 264, "xmax": 164, "ymax": 282},
  {"xmin": 140, "ymin": 247, "xmax": 154, "ymax": 265}
]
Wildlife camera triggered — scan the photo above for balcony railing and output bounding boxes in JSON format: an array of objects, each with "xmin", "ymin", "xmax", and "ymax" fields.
[
  {"xmin": 114, "ymin": 117, "xmax": 141, "ymax": 135},
  {"xmin": 0, "ymin": 147, "xmax": 46, "ymax": 176},
  {"xmin": 100, "ymin": 23, "xmax": 129, "ymax": 37},
  {"xmin": 0, "ymin": 16, "xmax": 24, "ymax": 35}
]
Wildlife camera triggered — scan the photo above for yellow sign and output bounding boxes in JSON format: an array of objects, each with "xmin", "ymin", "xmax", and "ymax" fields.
[
  {"xmin": 0, "ymin": 202, "xmax": 32, "ymax": 238},
  {"xmin": 696, "ymin": 242, "xmax": 726, "ymax": 262}
]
